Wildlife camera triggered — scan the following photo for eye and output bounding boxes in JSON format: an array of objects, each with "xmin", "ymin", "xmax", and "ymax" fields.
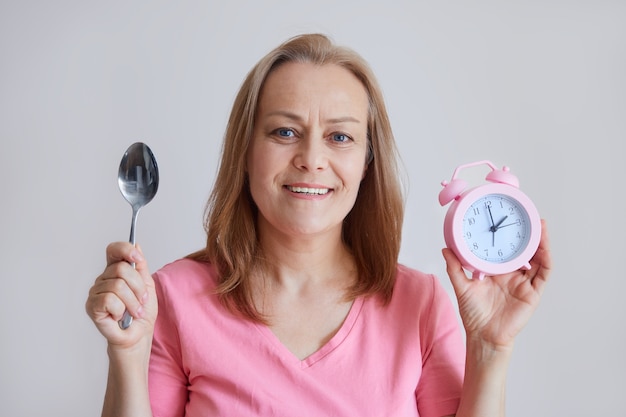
[
  {"xmin": 330, "ymin": 133, "xmax": 352, "ymax": 143},
  {"xmin": 275, "ymin": 128, "xmax": 295, "ymax": 138}
]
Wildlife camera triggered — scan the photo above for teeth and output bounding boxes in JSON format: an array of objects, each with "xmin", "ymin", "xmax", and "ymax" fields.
[{"xmin": 287, "ymin": 186, "xmax": 330, "ymax": 195}]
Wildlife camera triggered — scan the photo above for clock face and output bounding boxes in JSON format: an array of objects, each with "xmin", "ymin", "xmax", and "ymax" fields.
[{"xmin": 462, "ymin": 193, "xmax": 532, "ymax": 264}]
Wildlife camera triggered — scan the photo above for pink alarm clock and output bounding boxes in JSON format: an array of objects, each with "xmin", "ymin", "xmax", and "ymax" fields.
[{"xmin": 439, "ymin": 160, "xmax": 542, "ymax": 280}]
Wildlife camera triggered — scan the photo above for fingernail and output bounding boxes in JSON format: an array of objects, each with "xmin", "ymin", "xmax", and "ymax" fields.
[
  {"xmin": 141, "ymin": 291, "xmax": 149, "ymax": 304},
  {"xmin": 136, "ymin": 305, "xmax": 144, "ymax": 318},
  {"xmin": 131, "ymin": 249, "xmax": 144, "ymax": 262}
]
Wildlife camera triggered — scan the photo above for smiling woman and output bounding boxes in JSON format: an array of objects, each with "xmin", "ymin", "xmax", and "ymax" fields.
[
  {"xmin": 247, "ymin": 62, "xmax": 370, "ymax": 258},
  {"xmin": 85, "ymin": 33, "xmax": 552, "ymax": 417},
  {"xmin": 193, "ymin": 34, "xmax": 405, "ymax": 322}
]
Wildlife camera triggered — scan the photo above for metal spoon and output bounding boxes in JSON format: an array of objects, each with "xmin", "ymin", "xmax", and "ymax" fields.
[{"xmin": 117, "ymin": 142, "xmax": 159, "ymax": 329}]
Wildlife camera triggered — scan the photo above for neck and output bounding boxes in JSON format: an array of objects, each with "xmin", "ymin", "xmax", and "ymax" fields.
[{"xmin": 255, "ymin": 222, "xmax": 356, "ymax": 292}]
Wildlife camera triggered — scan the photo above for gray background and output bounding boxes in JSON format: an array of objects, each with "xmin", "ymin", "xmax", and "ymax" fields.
[{"xmin": 1, "ymin": 1, "xmax": 624, "ymax": 416}]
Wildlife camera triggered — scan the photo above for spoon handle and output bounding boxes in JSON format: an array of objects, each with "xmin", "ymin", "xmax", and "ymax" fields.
[
  {"xmin": 118, "ymin": 207, "xmax": 140, "ymax": 330},
  {"xmin": 119, "ymin": 310, "xmax": 133, "ymax": 329}
]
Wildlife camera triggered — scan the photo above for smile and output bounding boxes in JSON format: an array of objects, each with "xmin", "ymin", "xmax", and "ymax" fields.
[{"xmin": 285, "ymin": 185, "xmax": 331, "ymax": 195}]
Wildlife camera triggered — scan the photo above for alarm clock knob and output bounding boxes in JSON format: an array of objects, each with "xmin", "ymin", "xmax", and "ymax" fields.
[
  {"xmin": 438, "ymin": 178, "xmax": 468, "ymax": 206},
  {"xmin": 485, "ymin": 166, "xmax": 520, "ymax": 188}
]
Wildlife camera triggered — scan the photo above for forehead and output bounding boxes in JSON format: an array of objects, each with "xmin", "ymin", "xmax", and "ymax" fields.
[{"xmin": 257, "ymin": 62, "xmax": 369, "ymax": 118}]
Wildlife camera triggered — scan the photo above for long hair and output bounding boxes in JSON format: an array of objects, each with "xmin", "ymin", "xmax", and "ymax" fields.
[{"xmin": 188, "ymin": 33, "xmax": 404, "ymax": 322}]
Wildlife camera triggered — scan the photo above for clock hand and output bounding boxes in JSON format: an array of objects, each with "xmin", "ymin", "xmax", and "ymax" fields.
[
  {"xmin": 493, "ymin": 215, "xmax": 509, "ymax": 231},
  {"xmin": 487, "ymin": 205, "xmax": 496, "ymax": 229},
  {"xmin": 486, "ymin": 205, "xmax": 497, "ymax": 246},
  {"xmin": 496, "ymin": 221, "xmax": 518, "ymax": 229},
  {"xmin": 487, "ymin": 205, "xmax": 498, "ymax": 249},
  {"xmin": 490, "ymin": 215, "xmax": 509, "ymax": 248}
]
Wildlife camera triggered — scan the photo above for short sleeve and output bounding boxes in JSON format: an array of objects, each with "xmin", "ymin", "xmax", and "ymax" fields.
[
  {"xmin": 148, "ymin": 270, "xmax": 188, "ymax": 417},
  {"xmin": 415, "ymin": 275, "xmax": 465, "ymax": 417}
]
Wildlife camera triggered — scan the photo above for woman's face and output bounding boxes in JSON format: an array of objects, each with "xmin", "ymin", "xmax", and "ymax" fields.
[{"xmin": 247, "ymin": 62, "xmax": 370, "ymax": 241}]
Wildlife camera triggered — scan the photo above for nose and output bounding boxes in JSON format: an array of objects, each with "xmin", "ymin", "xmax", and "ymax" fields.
[{"xmin": 293, "ymin": 135, "xmax": 328, "ymax": 172}]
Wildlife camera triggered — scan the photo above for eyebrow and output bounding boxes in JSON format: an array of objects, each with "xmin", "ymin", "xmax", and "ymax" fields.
[{"xmin": 264, "ymin": 110, "xmax": 362, "ymax": 125}]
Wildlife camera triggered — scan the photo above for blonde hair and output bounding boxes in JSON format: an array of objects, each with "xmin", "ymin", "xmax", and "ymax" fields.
[{"xmin": 189, "ymin": 33, "xmax": 404, "ymax": 322}]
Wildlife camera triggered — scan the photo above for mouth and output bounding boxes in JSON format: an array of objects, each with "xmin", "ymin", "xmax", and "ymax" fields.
[{"xmin": 285, "ymin": 185, "xmax": 331, "ymax": 196}]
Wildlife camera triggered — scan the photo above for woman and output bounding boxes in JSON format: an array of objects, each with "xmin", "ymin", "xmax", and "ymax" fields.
[{"xmin": 86, "ymin": 33, "xmax": 552, "ymax": 417}]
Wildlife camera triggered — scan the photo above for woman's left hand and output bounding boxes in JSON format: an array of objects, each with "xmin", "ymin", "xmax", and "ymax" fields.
[{"xmin": 442, "ymin": 219, "xmax": 552, "ymax": 350}]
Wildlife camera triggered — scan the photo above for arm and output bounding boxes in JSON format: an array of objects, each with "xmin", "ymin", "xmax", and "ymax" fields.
[
  {"xmin": 86, "ymin": 243, "xmax": 158, "ymax": 417},
  {"xmin": 443, "ymin": 220, "xmax": 552, "ymax": 417},
  {"xmin": 102, "ymin": 339, "xmax": 154, "ymax": 417}
]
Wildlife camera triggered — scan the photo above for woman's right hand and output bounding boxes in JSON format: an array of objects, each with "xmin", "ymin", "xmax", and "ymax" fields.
[{"xmin": 86, "ymin": 242, "xmax": 158, "ymax": 351}]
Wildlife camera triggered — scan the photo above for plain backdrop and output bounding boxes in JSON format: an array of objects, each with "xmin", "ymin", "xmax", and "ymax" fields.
[{"xmin": 1, "ymin": 1, "xmax": 625, "ymax": 416}]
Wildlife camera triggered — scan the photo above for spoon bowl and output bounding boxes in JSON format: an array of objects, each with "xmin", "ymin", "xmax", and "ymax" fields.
[{"xmin": 117, "ymin": 142, "xmax": 159, "ymax": 329}]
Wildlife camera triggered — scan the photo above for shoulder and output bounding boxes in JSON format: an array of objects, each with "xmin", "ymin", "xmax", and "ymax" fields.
[
  {"xmin": 393, "ymin": 264, "xmax": 439, "ymax": 296},
  {"xmin": 387, "ymin": 264, "xmax": 455, "ymax": 318},
  {"xmin": 155, "ymin": 257, "xmax": 217, "ymax": 278},
  {"xmin": 153, "ymin": 258, "xmax": 219, "ymax": 295},
  {"xmin": 151, "ymin": 258, "xmax": 228, "ymax": 329}
]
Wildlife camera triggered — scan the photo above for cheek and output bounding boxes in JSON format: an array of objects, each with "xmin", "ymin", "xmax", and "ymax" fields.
[
  {"xmin": 341, "ymin": 152, "xmax": 369, "ymax": 181},
  {"xmin": 246, "ymin": 143, "xmax": 284, "ymax": 190},
  {"xmin": 246, "ymin": 141, "xmax": 268, "ymax": 179},
  {"xmin": 337, "ymin": 166, "xmax": 366, "ymax": 194},
  {"xmin": 360, "ymin": 161, "xmax": 369, "ymax": 180}
]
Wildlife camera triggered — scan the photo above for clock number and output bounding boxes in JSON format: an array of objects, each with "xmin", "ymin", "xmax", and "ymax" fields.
[
  {"xmin": 465, "ymin": 231, "xmax": 472, "ymax": 239},
  {"xmin": 473, "ymin": 207, "xmax": 480, "ymax": 216},
  {"xmin": 473, "ymin": 242, "xmax": 479, "ymax": 250},
  {"xmin": 468, "ymin": 218, "xmax": 475, "ymax": 226},
  {"xmin": 497, "ymin": 249, "xmax": 503, "ymax": 257}
]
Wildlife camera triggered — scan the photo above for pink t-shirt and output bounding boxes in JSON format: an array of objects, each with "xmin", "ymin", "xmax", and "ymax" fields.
[{"xmin": 149, "ymin": 259, "xmax": 465, "ymax": 417}]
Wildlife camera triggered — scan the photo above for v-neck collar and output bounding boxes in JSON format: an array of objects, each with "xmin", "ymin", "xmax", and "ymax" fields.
[{"xmin": 254, "ymin": 296, "xmax": 365, "ymax": 368}]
